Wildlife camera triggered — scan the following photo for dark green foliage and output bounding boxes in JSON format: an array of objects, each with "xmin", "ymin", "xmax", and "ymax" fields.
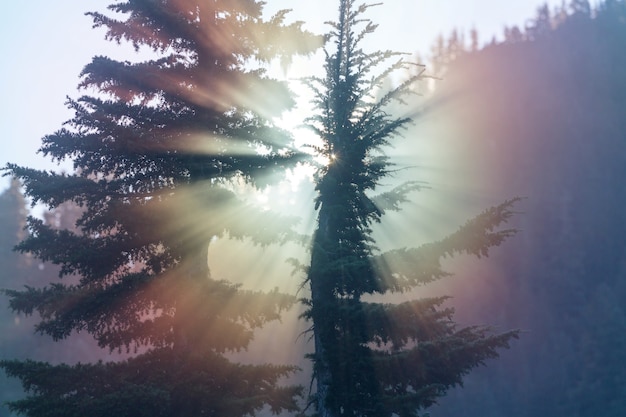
[
  {"xmin": 1, "ymin": 1, "xmax": 321, "ymax": 416},
  {"xmin": 373, "ymin": 199, "xmax": 519, "ymax": 291},
  {"xmin": 2, "ymin": 349, "xmax": 300, "ymax": 417},
  {"xmin": 302, "ymin": 1, "xmax": 519, "ymax": 416}
]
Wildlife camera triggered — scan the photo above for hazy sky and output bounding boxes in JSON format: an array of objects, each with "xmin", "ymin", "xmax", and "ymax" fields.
[{"xmin": 0, "ymin": 0, "xmax": 562, "ymax": 192}]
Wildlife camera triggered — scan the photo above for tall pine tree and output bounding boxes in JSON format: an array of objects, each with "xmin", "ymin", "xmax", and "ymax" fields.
[
  {"xmin": 1, "ymin": 1, "xmax": 320, "ymax": 416},
  {"xmin": 302, "ymin": 1, "xmax": 519, "ymax": 416}
]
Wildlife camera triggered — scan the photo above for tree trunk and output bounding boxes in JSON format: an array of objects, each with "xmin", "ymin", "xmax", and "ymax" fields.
[{"xmin": 309, "ymin": 204, "xmax": 340, "ymax": 417}]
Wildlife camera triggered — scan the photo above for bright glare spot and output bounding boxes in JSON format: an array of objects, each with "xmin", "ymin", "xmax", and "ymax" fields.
[
  {"xmin": 316, "ymin": 156, "xmax": 329, "ymax": 166},
  {"xmin": 256, "ymin": 189, "xmax": 270, "ymax": 206},
  {"xmin": 286, "ymin": 163, "xmax": 315, "ymax": 191}
]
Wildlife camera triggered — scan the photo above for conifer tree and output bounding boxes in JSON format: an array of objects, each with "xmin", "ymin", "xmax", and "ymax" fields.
[
  {"xmin": 0, "ymin": 180, "xmax": 27, "ymax": 285},
  {"xmin": 1, "ymin": 1, "xmax": 320, "ymax": 416},
  {"xmin": 302, "ymin": 1, "xmax": 519, "ymax": 416},
  {"xmin": 0, "ymin": 180, "xmax": 30, "ymax": 415}
]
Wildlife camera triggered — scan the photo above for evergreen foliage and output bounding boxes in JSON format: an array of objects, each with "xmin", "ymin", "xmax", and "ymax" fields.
[
  {"xmin": 302, "ymin": 1, "xmax": 519, "ymax": 416},
  {"xmin": 0, "ymin": 180, "xmax": 28, "ymax": 288},
  {"xmin": 423, "ymin": 1, "xmax": 626, "ymax": 416},
  {"xmin": 1, "ymin": 1, "xmax": 321, "ymax": 416},
  {"xmin": 0, "ymin": 180, "xmax": 30, "ymax": 416},
  {"xmin": 0, "ymin": 183, "xmax": 108, "ymax": 416}
]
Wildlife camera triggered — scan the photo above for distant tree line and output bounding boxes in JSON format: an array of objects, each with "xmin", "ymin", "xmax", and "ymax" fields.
[
  {"xmin": 0, "ymin": 180, "xmax": 102, "ymax": 416},
  {"xmin": 1, "ymin": 1, "xmax": 521, "ymax": 417},
  {"xmin": 419, "ymin": 1, "xmax": 626, "ymax": 416},
  {"xmin": 428, "ymin": 0, "xmax": 610, "ymax": 77}
]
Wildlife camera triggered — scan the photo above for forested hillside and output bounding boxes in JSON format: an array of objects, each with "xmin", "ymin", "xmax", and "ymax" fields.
[
  {"xmin": 421, "ymin": 2, "xmax": 626, "ymax": 416},
  {"xmin": 0, "ymin": 182, "xmax": 107, "ymax": 416},
  {"xmin": 0, "ymin": 181, "xmax": 30, "ymax": 414},
  {"xmin": 2, "ymin": 1, "xmax": 625, "ymax": 416}
]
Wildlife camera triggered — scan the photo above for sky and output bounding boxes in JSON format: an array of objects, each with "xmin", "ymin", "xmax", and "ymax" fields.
[{"xmin": 0, "ymin": 0, "xmax": 563, "ymax": 193}]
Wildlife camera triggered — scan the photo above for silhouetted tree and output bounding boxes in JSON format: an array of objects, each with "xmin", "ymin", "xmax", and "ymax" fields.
[
  {"xmin": 0, "ymin": 180, "xmax": 27, "ymax": 286},
  {"xmin": 526, "ymin": 4, "xmax": 553, "ymax": 40},
  {"xmin": 446, "ymin": 28, "xmax": 465, "ymax": 61},
  {"xmin": 1, "ymin": 1, "xmax": 321, "ymax": 416},
  {"xmin": 430, "ymin": 33, "xmax": 447, "ymax": 76},
  {"xmin": 569, "ymin": 0, "xmax": 591, "ymax": 16},
  {"xmin": 503, "ymin": 25, "xmax": 525, "ymax": 43},
  {"xmin": 469, "ymin": 27, "xmax": 479, "ymax": 52},
  {"xmin": 302, "ymin": 1, "xmax": 519, "ymax": 416}
]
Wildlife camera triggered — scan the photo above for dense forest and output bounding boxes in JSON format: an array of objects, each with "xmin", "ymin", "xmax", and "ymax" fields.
[
  {"xmin": 0, "ymin": 180, "xmax": 108, "ymax": 415},
  {"xmin": 1, "ymin": 0, "xmax": 626, "ymax": 416},
  {"xmin": 421, "ymin": 1, "xmax": 626, "ymax": 416},
  {"xmin": 0, "ymin": 1, "xmax": 519, "ymax": 416}
]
